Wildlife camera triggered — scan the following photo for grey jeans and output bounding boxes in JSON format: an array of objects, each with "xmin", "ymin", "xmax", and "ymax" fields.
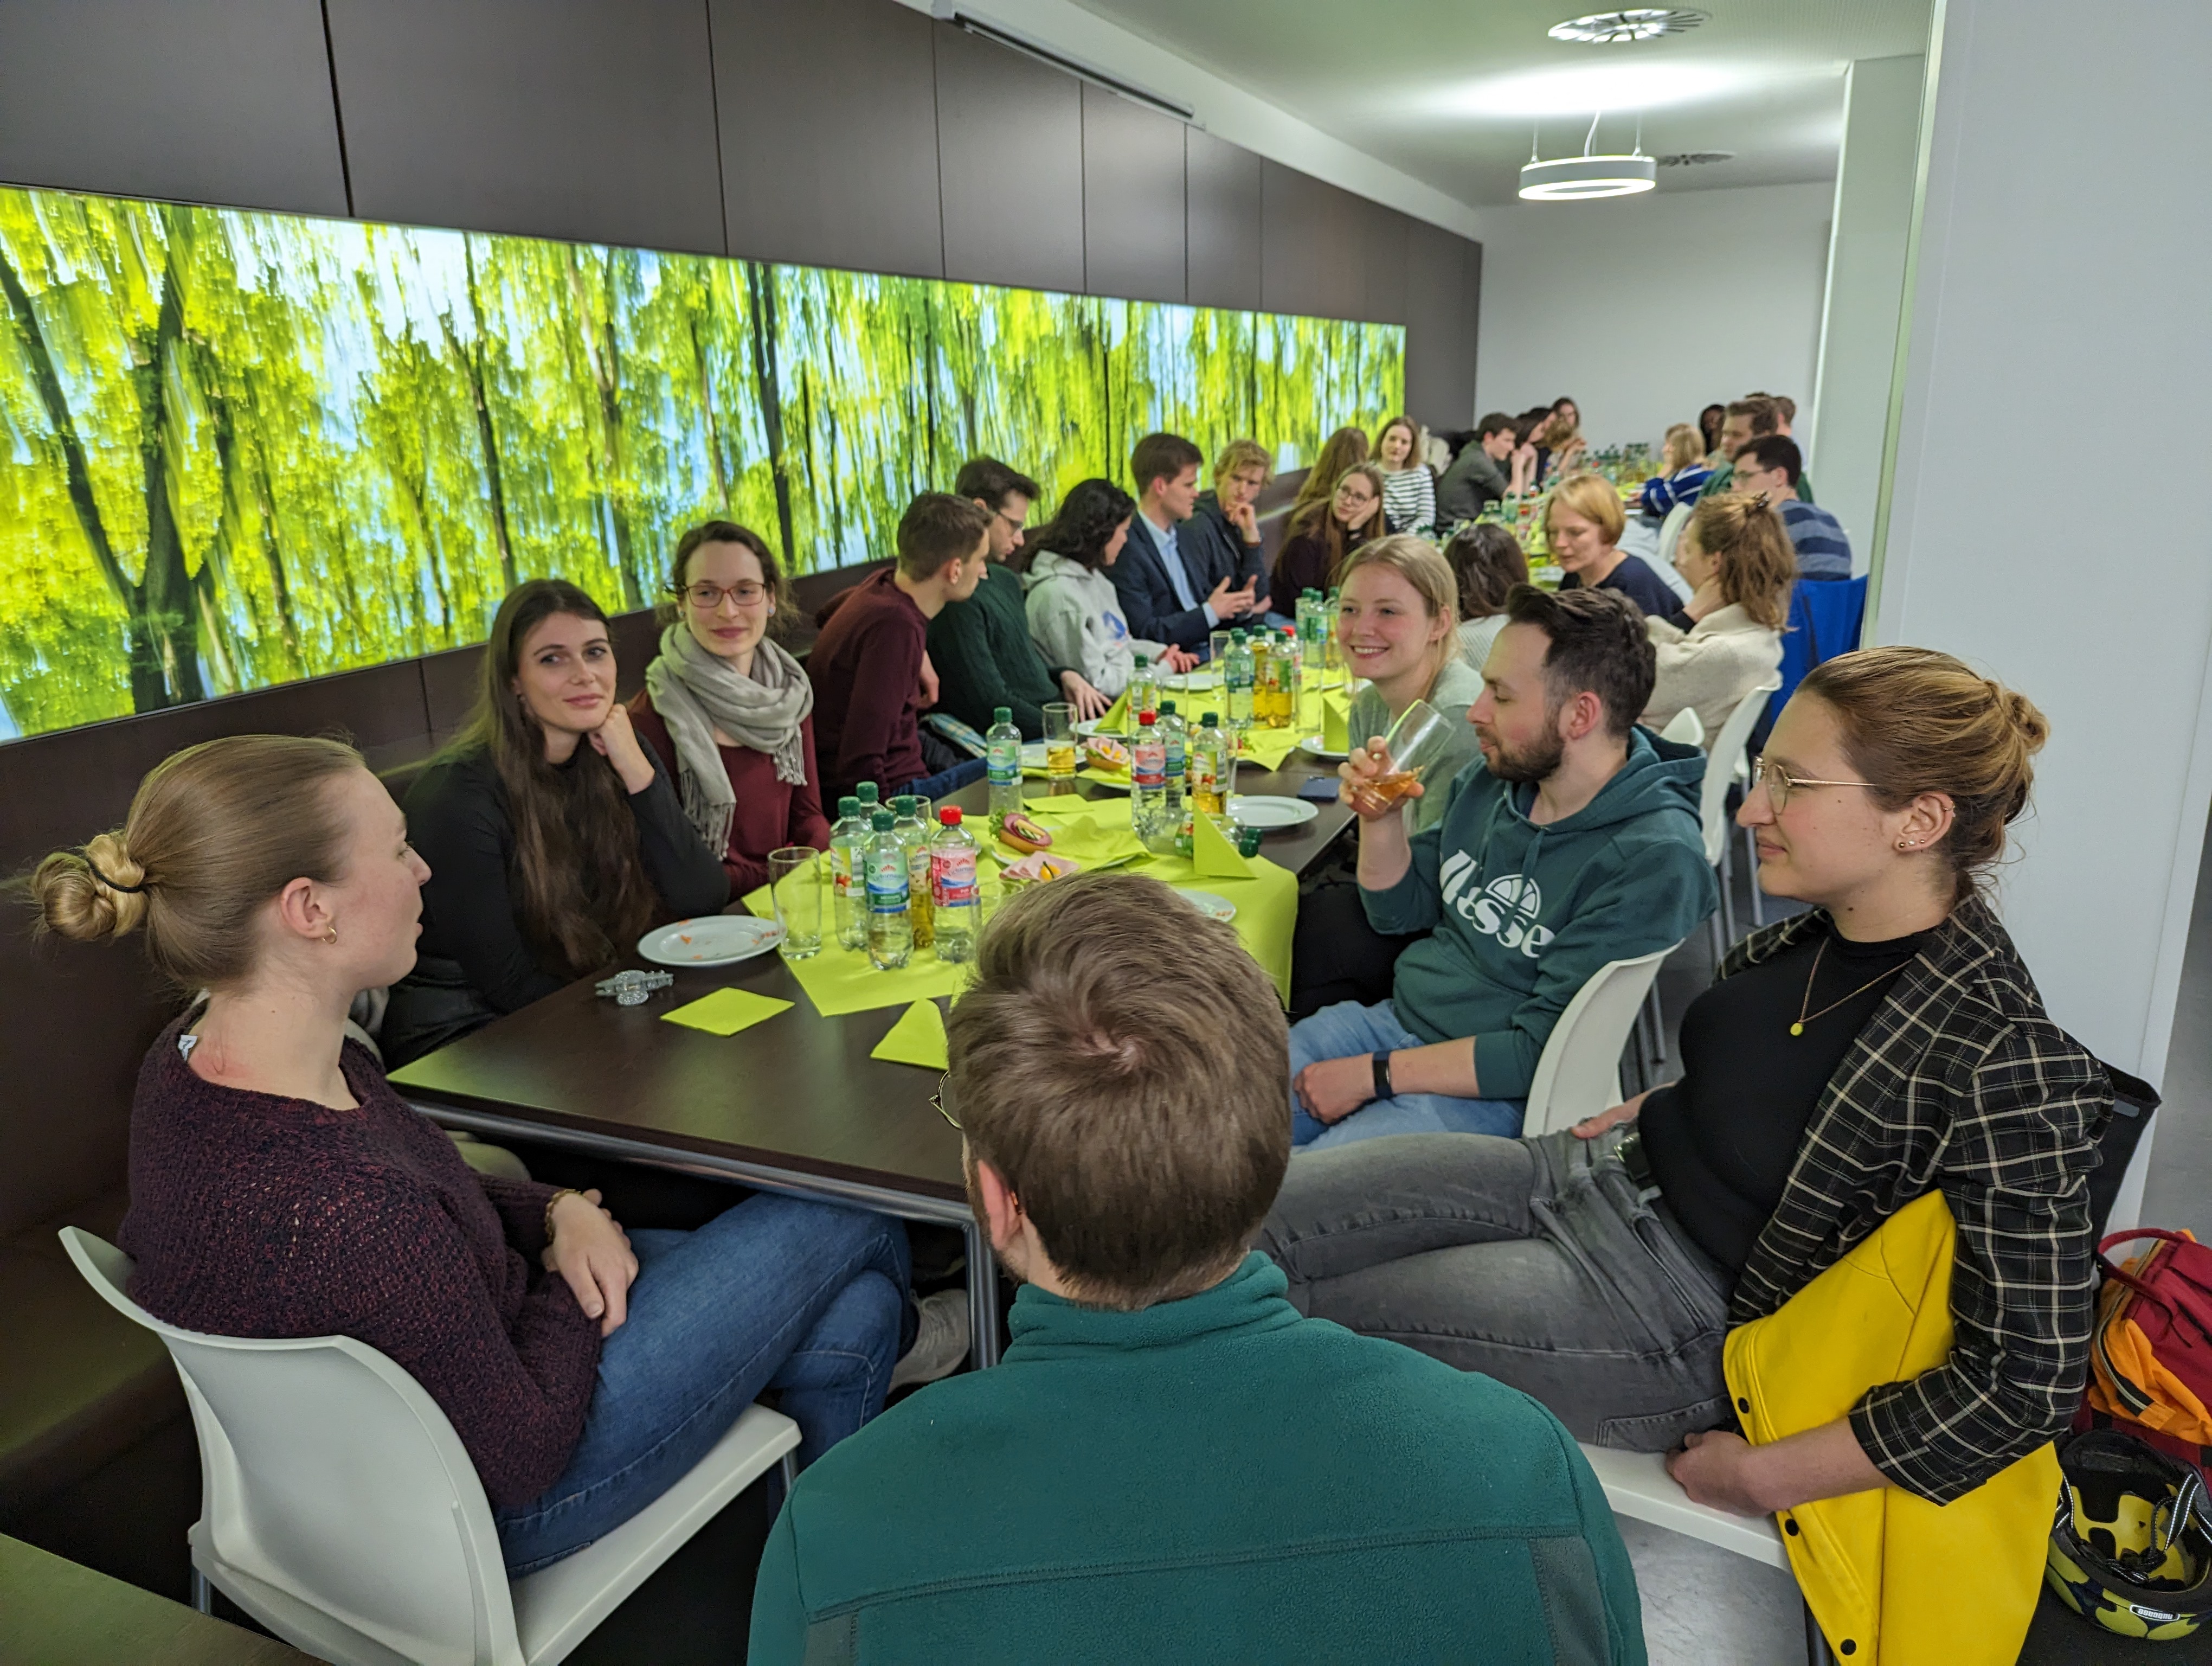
[{"xmin": 1259, "ymin": 1129, "xmax": 1734, "ymax": 1452}]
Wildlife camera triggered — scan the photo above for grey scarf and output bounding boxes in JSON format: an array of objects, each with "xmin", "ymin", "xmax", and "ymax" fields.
[{"xmin": 645, "ymin": 623, "xmax": 814, "ymax": 857}]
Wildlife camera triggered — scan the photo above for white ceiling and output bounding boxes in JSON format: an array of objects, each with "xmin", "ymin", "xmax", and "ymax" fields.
[{"xmin": 1067, "ymin": 0, "xmax": 1933, "ymax": 208}]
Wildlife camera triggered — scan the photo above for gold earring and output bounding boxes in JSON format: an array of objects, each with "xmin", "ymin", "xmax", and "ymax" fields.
[
  {"xmin": 323, "ymin": 925, "xmax": 339, "ymax": 945},
  {"xmin": 1897, "ymin": 840, "xmax": 1917, "ymax": 851}
]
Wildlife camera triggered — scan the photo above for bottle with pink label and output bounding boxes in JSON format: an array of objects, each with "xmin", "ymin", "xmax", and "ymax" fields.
[{"xmin": 930, "ymin": 807, "xmax": 980, "ymax": 963}]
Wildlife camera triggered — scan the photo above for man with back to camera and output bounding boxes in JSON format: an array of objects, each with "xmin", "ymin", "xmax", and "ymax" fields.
[
  {"xmin": 926, "ymin": 457, "xmax": 1112, "ymax": 732},
  {"xmin": 748, "ymin": 869, "xmax": 1648, "ymax": 1665},
  {"xmin": 1731, "ymin": 435, "xmax": 1851, "ymax": 580},
  {"xmin": 807, "ymin": 492, "xmax": 992, "ymax": 805},
  {"xmin": 1286, "ymin": 585, "xmax": 1716, "ymax": 1150},
  {"xmin": 1113, "ymin": 431, "xmax": 1264, "ymax": 655},
  {"xmin": 1434, "ymin": 411, "xmax": 1522, "ymax": 525}
]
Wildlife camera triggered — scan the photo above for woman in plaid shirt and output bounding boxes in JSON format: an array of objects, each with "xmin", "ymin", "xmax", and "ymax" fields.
[{"xmin": 1264, "ymin": 646, "xmax": 2108, "ymax": 1517}]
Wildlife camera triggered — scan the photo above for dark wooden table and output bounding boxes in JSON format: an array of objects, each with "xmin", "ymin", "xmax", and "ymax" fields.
[
  {"xmin": 0, "ymin": 1534, "xmax": 316, "ymax": 1665},
  {"xmin": 393, "ymin": 740, "xmax": 1355, "ymax": 1371}
]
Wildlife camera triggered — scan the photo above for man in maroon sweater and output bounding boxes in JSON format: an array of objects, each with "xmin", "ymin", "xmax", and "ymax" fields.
[{"xmin": 811, "ymin": 494, "xmax": 993, "ymax": 805}]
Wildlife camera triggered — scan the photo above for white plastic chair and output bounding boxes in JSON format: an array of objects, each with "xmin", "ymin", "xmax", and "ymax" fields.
[
  {"xmin": 1656, "ymin": 502, "xmax": 1694, "ymax": 574},
  {"xmin": 60, "ymin": 1228, "xmax": 800, "ymax": 1666},
  {"xmin": 1700, "ymin": 677, "xmax": 1780, "ymax": 962},
  {"xmin": 1656, "ymin": 707, "xmax": 1705, "ymax": 748},
  {"xmin": 1523, "ymin": 945, "xmax": 1680, "ymax": 1136}
]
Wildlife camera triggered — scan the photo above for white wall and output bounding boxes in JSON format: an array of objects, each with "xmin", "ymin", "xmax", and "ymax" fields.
[
  {"xmin": 1473, "ymin": 181, "xmax": 1832, "ymax": 451},
  {"xmin": 1877, "ymin": 0, "xmax": 2212, "ymax": 1098},
  {"xmin": 1808, "ymin": 55, "xmax": 1924, "ymax": 563}
]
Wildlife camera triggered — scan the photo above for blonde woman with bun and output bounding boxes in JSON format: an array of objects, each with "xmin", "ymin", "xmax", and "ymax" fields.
[
  {"xmin": 1641, "ymin": 491, "xmax": 1797, "ymax": 742},
  {"xmin": 30, "ymin": 734, "xmax": 944, "ymax": 1575},
  {"xmin": 1268, "ymin": 650, "xmax": 2107, "ymax": 1546}
]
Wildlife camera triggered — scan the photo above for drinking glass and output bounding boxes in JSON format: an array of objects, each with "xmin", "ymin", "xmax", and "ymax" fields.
[
  {"xmin": 768, "ymin": 847, "xmax": 823, "ymax": 960},
  {"xmin": 1350, "ymin": 699, "xmax": 1451, "ymax": 816},
  {"xmin": 1042, "ymin": 702, "xmax": 1078, "ymax": 793}
]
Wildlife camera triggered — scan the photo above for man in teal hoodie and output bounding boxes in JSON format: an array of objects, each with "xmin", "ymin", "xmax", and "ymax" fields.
[
  {"xmin": 749, "ymin": 870, "xmax": 1647, "ymax": 1665},
  {"xmin": 1290, "ymin": 584, "xmax": 1715, "ymax": 1149}
]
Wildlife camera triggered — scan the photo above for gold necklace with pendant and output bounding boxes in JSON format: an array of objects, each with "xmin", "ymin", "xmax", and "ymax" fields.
[{"xmin": 1790, "ymin": 936, "xmax": 1918, "ymax": 1036}]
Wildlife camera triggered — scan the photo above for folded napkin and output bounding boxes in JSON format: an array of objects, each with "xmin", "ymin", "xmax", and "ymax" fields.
[
  {"xmin": 1321, "ymin": 694, "xmax": 1352, "ymax": 753},
  {"xmin": 1191, "ymin": 809, "xmax": 1253, "ymax": 879},
  {"xmin": 662, "ymin": 987, "xmax": 794, "ymax": 1036},
  {"xmin": 871, "ymin": 998, "xmax": 949, "ymax": 1070}
]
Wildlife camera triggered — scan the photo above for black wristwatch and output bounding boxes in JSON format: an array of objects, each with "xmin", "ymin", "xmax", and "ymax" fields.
[{"xmin": 1371, "ymin": 1051, "xmax": 1394, "ymax": 1103}]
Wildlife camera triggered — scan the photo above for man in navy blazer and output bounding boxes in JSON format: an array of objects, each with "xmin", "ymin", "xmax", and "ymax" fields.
[{"xmin": 1113, "ymin": 433, "xmax": 1264, "ymax": 655}]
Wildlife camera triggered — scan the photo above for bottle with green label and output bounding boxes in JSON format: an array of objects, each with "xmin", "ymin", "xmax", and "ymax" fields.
[
  {"xmin": 864, "ymin": 810, "xmax": 911, "ymax": 970},
  {"xmin": 985, "ymin": 705, "xmax": 1023, "ymax": 823}
]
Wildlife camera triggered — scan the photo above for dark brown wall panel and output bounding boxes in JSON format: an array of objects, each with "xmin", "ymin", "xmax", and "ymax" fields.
[
  {"xmin": 1261, "ymin": 159, "xmax": 1364, "ymax": 322},
  {"xmin": 0, "ymin": 0, "xmax": 347, "ymax": 216},
  {"xmin": 711, "ymin": 0, "xmax": 943, "ymax": 278},
  {"xmin": 934, "ymin": 26, "xmax": 1084, "ymax": 294},
  {"xmin": 325, "ymin": 0, "xmax": 726, "ymax": 254},
  {"xmin": 1405, "ymin": 216, "xmax": 1477, "ymax": 432},
  {"xmin": 1362, "ymin": 203, "xmax": 1410, "ymax": 328},
  {"xmin": 1185, "ymin": 130, "xmax": 1261, "ymax": 311},
  {"xmin": 1080, "ymin": 85, "xmax": 1185, "ymax": 305}
]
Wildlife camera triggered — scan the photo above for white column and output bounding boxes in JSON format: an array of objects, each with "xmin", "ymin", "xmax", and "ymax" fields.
[
  {"xmin": 1806, "ymin": 54, "xmax": 1923, "ymax": 563},
  {"xmin": 1875, "ymin": 0, "xmax": 2212, "ymax": 1107}
]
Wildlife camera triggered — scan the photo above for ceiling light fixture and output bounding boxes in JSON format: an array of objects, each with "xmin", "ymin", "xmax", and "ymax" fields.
[
  {"xmin": 1519, "ymin": 112, "xmax": 1657, "ymax": 201},
  {"xmin": 1548, "ymin": 9, "xmax": 1709, "ymax": 44}
]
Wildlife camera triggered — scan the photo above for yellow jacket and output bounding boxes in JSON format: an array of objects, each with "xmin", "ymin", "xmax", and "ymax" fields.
[{"xmin": 1724, "ymin": 1191, "xmax": 2059, "ymax": 1664}]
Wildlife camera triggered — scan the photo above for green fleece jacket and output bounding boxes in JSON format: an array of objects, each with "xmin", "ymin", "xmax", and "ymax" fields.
[
  {"xmin": 1367, "ymin": 728, "xmax": 1716, "ymax": 1099},
  {"xmin": 925, "ymin": 560, "xmax": 1068, "ymax": 740},
  {"xmin": 749, "ymin": 1255, "xmax": 1645, "ymax": 1665}
]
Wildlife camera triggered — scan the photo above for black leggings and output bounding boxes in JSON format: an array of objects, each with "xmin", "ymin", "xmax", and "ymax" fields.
[{"xmin": 1290, "ymin": 876, "xmax": 1423, "ymax": 1021}]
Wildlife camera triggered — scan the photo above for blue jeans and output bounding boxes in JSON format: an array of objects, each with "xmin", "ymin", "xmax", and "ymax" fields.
[
  {"xmin": 906, "ymin": 757, "xmax": 986, "ymax": 803},
  {"xmin": 494, "ymin": 1194, "xmax": 909, "ymax": 1574},
  {"xmin": 1288, "ymin": 1000, "xmax": 1525, "ymax": 1151}
]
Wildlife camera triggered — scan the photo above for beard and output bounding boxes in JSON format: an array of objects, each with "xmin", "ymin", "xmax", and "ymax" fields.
[{"xmin": 1482, "ymin": 720, "xmax": 1567, "ymax": 784}]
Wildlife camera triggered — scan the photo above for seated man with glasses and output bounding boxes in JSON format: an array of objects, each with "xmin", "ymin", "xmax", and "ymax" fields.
[
  {"xmin": 749, "ymin": 870, "xmax": 1643, "ymax": 1664},
  {"xmin": 1265, "ymin": 648, "xmax": 2108, "ymax": 1537},
  {"xmin": 631, "ymin": 521, "xmax": 831, "ymax": 896}
]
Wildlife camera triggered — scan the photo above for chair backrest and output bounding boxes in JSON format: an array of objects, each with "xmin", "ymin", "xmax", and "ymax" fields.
[
  {"xmin": 1522, "ymin": 945, "xmax": 1678, "ymax": 1137},
  {"xmin": 1699, "ymin": 678, "xmax": 1778, "ymax": 864},
  {"xmin": 59, "ymin": 1228, "xmax": 519, "ymax": 1666},
  {"xmin": 1751, "ymin": 575, "xmax": 1869, "ymax": 755},
  {"xmin": 1657, "ymin": 707, "xmax": 1705, "ymax": 748},
  {"xmin": 1655, "ymin": 502, "xmax": 1693, "ymax": 571}
]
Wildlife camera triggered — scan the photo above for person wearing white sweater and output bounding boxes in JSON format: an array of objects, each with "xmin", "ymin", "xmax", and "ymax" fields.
[
  {"xmin": 1018, "ymin": 478, "xmax": 1188, "ymax": 698},
  {"xmin": 1374, "ymin": 415, "xmax": 1437, "ymax": 535},
  {"xmin": 1641, "ymin": 491, "xmax": 1797, "ymax": 744}
]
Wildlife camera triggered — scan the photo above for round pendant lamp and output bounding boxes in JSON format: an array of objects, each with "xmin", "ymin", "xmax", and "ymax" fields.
[{"xmin": 1518, "ymin": 153, "xmax": 1658, "ymax": 200}]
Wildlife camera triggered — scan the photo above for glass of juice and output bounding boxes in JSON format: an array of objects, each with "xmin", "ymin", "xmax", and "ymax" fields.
[
  {"xmin": 1043, "ymin": 702, "xmax": 1078, "ymax": 794},
  {"xmin": 1350, "ymin": 699, "xmax": 1450, "ymax": 817}
]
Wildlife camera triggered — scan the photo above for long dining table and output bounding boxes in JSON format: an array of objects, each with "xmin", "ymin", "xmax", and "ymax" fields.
[{"xmin": 391, "ymin": 744, "xmax": 1356, "ymax": 1370}]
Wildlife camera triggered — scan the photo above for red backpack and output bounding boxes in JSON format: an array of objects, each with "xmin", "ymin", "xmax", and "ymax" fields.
[{"xmin": 2080, "ymin": 1229, "xmax": 2212, "ymax": 1476}]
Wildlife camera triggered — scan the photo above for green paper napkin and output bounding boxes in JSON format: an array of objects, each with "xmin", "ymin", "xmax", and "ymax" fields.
[
  {"xmin": 1191, "ymin": 809, "xmax": 1253, "ymax": 879},
  {"xmin": 1322, "ymin": 693, "xmax": 1352, "ymax": 753},
  {"xmin": 871, "ymin": 998, "xmax": 949, "ymax": 1070},
  {"xmin": 662, "ymin": 987, "xmax": 794, "ymax": 1036}
]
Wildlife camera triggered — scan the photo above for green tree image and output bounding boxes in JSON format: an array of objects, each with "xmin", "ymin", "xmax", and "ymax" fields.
[{"xmin": 0, "ymin": 183, "xmax": 1403, "ymax": 741}]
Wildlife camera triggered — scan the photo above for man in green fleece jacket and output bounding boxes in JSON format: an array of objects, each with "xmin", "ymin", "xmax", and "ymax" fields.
[
  {"xmin": 925, "ymin": 457, "xmax": 1108, "ymax": 737},
  {"xmin": 1290, "ymin": 584, "xmax": 1716, "ymax": 1150},
  {"xmin": 749, "ymin": 870, "xmax": 1646, "ymax": 1665}
]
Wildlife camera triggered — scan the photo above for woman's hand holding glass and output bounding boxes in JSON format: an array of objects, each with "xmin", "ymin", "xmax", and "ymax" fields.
[{"xmin": 543, "ymin": 1187, "xmax": 639, "ymax": 1336}]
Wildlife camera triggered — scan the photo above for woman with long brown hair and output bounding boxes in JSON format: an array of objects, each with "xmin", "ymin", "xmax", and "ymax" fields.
[
  {"xmin": 1283, "ymin": 425, "xmax": 1372, "ymax": 533},
  {"xmin": 1272, "ymin": 463, "xmax": 1386, "ymax": 599},
  {"xmin": 29, "ymin": 733, "xmax": 950, "ymax": 1577},
  {"xmin": 381, "ymin": 578, "xmax": 729, "ymax": 1067},
  {"xmin": 1642, "ymin": 491, "xmax": 1798, "ymax": 741}
]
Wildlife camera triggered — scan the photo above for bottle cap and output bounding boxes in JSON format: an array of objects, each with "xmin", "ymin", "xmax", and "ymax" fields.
[
  {"xmin": 1139, "ymin": 710, "xmax": 1156, "ymax": 727},
  {"xmin": 892, "ymin": 795, "xmax": 916, "ymax": 814},
  {"xmin": 1160, "ymin": 700, "xmax": 1178, "ymax": 715},
  {"xmin": 838, "ymin": 796, "xmax": 860, "ymax": 817},
  {"xmin": 1201, "ymin": 712, "xmax": 1219, "ymax": 726},
  {"xmin": 939, "ymin": 806, "xmax": 961, "ymax": 825},
  {"xmin": 993, "ymin": 706, "xmax": 1011, "ymax": 725},
  {"xmin": 1230, "ymin": 628, "xmax": 1247, "ymax": 641},
  {"xmin": 871, "ymin": 810, "xmax": 895, "ymax": 831},
  {"xmin": 858, "ymin": 782, "xmax": 880, "ymax": 804},
  {"xmin": 1134, "ymin": 654, "xmax": 1148, "ymax": 668}
]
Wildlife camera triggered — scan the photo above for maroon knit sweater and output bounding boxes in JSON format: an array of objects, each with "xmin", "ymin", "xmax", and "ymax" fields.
[{"xmin": 117, "ymin": 1016, "xmax": 603, "ymax": 1508}]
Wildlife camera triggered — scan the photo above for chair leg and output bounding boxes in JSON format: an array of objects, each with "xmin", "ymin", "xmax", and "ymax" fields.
[
  {"xmin": 1718, "ymin": 848, "xmax": 1738, "ymax": 949},
  {"xmin": 1744, "ymin": 822, "xmax": 1765, "ymax": 927},
  {"xmin": 779, "ymin": 1449, "xmax": 798, "ymax": 1495},
  {"xmin": 1803, "ymin": 1600, "xmax": 1836, "ymax": 1665},
  {"xmin": 190, "ymin": 1567, "xmax": 212, "ymax": 1615}
]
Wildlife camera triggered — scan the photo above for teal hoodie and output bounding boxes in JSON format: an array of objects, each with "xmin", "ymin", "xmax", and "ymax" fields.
[
  {"xmin": 1367, "ymin": 728, "xmax": 1716, "ymax": 1099},
  {"xmin": 750, "ymin": 1255, "xmax": 1646, "ymax": 1664}
]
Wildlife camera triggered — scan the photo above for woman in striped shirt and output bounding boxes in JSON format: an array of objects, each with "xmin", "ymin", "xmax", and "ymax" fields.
[{"xmin": 1373, "ymin": 415, "xmax": 1436, "ymax": 536}]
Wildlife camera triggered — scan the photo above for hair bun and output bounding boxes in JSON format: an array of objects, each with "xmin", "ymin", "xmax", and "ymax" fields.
[
  {"xmin": 29, "ymin": 831, "xmax": 149, "ymax": 944},
  {"xmin": 1998, "ymin": 685, "xmax": 2050, "ymax": 755}
]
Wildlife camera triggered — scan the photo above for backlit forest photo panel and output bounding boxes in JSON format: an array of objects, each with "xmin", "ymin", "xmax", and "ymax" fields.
[{"xmin": 0, "ymin": 185, "xmax": 1404, "ymax": 741}]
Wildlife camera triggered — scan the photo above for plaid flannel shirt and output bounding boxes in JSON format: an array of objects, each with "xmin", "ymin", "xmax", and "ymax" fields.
[{"xmin": 1721, "ymin": 896, "xmax": 2111, "ymax": 1505}]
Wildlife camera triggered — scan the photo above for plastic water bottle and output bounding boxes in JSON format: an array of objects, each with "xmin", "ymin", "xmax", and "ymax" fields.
[
  {"xmin": 1277, "ymin": 626, "xmax": 1304, "ymax": 728},
  {"xmin": 930, "ymin": 808, "xmax": 980, "ymax": 963},
  {"xmin": 1224, "ymin": 629, "xmax": 1255, "ymax": 729},
  {"xmin": 864, "ymin": 810, "xmax": 911, "ymax": 970},
  {"xmin": 891, "ymin": 795, "xmax": 934, "ymax": 950},
  {"xmin": 828, "ymin": 794, "xmax": 866, "ymax": 950},
  {"xmin": 1189, "ymin": 713, "xmax": 1227, "ymax": 817},
  {"xmin": 1128, "ymin": 654, "xmax": 1159, "ymax": 721},
  {"xmin": 986, "ymin": 705, "xmax": 1023, "ymax": 823},
  {"xmin": 1131, "ymin": 710, "xmax": 1172, "ymax": 852},
  {"xmin": 856, "ymin": 780, "xmax": 880, "ymax": 817},
  {"xmin": 1157, "ymin": 700, "xmax": 1187, "ymax": 840}
]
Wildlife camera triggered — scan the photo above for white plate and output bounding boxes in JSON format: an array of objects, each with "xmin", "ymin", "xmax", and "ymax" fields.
[
  {"xmin": 1020, "ymin": 741, "xmax": 1048, "ymax": 768},
  {"xmin": 1300, "ymin": 734, "xmax": 1349, "ymax": 761},
  {"xmin": 638, "ymin": 915, "xmax": 783, "ymax": 967},
  {"xmin": 1073, "ymin": 717, "xmax": 1119, "ymax": 738},
  {"xmin": 1162, "ymin": 670, "xmax": 1221, "ymax": 693},
  {"xmin": 1177, "ymin": 889, "xmax": 1238, "ymax": 924},
  {"xmin": 1229, "ymin": 795, "xmax": 1319, "ymax": 829}
]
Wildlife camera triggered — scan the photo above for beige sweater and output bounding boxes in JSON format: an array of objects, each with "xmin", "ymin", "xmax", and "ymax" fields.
[{"xmin": 1641, "ymin": 603, "xmax": 1783, "ymax": 745}]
